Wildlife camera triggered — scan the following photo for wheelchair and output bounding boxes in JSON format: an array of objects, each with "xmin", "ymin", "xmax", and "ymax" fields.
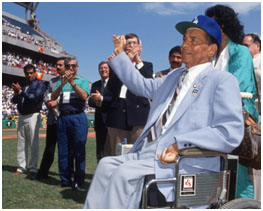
[{"xmin": 141, "ymin": 148, "xmax": 261, "ymax": 209}]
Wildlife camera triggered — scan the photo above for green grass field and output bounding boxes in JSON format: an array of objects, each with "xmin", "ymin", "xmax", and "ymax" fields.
[{"xmin": 2, "ymin": 128, "xmax": 97, "ymax": 209}]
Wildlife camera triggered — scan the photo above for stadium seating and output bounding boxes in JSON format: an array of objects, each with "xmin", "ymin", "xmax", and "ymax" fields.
[{"xmin": 3, "ymin": 15, "xmax": 42, "ymax": 37}]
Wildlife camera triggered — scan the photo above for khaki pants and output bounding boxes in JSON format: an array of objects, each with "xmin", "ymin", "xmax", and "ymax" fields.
[
  {"xmin": 17, "ymin": 113, "xmax": 41, "ymax": 173},
  {"xmin": 104, "ymin": 126, "xmax": 144, "ymax": 156}
]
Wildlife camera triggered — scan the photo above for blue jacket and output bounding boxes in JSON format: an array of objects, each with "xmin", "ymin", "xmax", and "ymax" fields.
[{"xmin": 12, "ymin": 78, "xmax": 46, "ymax": 115}]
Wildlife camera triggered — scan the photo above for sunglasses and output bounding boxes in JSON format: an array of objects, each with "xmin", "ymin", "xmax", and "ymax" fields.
[{"xmin": 65, "ymin": 64, "xmax": 77, "ymax": 69}]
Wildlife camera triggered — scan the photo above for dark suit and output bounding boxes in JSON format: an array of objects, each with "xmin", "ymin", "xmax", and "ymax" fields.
[
  {"xmin": 105, "ymin": 61, "xmax": 153, "ymax": 129},
  {"xmin": 103, "ymin": 61, "xmax": 153, "ymax": 155},
  {"xmin": 88, "ymin": 79, "xmax": 110, "ymax": 160},
  {"xmin": 37, "ymin": 76, "xmax": 60, "ymax": 178},
  {"xmin": 154, "ymin": 68, "xmax": 171, "ymax": 78}
]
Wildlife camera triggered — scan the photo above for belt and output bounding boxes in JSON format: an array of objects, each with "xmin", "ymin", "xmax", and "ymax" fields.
[{"xmin": 60, "ymin": 110, "xmax": 83, "ymax": 116}]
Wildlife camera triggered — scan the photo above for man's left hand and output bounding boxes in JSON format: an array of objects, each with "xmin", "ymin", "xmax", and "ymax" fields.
[
  {"xmin": 126, "ymin": 45, "xmax": 140, "ymax": 62},
  {"xmin": 157, "ymin": 143, "xmax": 179, "ymax": 165},
  {"xmin": 11, "ymin": 82, "xmax": 21, "ymax": 94},
  {"xmin": 46, "ymin": 100, "xmax": 58, "ymax": 109},
  {"xmin": 90, "ymin": 90, "xmax": 102, "ymax": 106},
  {"xmin": 113, "ymin": 35, "xmax": 126, "ymax": 55},
  {"xmin": 64, "ymin": 70, "xmax": 75, "ymax": 84}
]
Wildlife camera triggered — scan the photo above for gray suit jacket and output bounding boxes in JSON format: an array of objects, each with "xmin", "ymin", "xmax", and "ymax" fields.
[{"xmin": 109, "ymin": 52, "xmax": 244, "ymax": 201}]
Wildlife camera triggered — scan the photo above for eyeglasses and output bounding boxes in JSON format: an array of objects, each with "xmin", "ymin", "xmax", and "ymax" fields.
[
  {"xmin": 65, "ymin": 64, "xmax": 77, "ymax": 69},
  {"xmin": 126, "ymin": 41, "xmax": 139, "ymax": 46}
]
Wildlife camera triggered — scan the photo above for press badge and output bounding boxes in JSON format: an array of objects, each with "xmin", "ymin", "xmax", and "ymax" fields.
[{"xmin": 62, "ymin": 92, "xmax": 70, "ymax": 103}]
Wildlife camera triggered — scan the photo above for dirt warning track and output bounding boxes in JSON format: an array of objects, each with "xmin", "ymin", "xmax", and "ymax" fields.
[{"xmin": 2, "ymin": 129, "xmax": 95, "ymax": 139}]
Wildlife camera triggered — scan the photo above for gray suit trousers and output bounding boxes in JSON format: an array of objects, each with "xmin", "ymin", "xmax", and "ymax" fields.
[{"xmin": 84, "ymin": 140, "xmax": 157, "ymax": 209}]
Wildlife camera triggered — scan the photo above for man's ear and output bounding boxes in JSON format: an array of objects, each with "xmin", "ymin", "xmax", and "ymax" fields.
[
  {"xmin": 255, "ymin": 41, "xmax": 260, "ymax": 51},
  {"xmin": 208, "ymin": 43, "xmax": 218, "ymax": 59}
]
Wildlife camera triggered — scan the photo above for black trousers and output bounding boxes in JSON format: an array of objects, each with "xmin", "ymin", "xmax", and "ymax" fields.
[
  {"xmin": 38, "ymin": 124, "xmax": 57, "ymax": 177},
  {"xmin": 38, "ymin": 123, "xmax": 74, "ymax": 177},
  {"xmin": 95, "ymin": 125, "xmax": 108, "ymax": 161}
]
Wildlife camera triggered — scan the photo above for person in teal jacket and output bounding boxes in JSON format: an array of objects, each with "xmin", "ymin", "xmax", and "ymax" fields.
[{"xmin": 206, "ymin": 4, "xmax": 259, "ymax": 199}]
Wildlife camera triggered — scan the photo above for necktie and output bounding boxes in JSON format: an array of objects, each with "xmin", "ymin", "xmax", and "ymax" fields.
[
  {"xmin": 100, "ymin": 80, "xmax": 105, "ymax": 94},
  {"xmin": 147, "ymin": 69, "xmax": 188, "ymax": 142}
]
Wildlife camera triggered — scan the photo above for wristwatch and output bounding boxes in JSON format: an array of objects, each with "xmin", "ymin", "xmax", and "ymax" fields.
[{"xmin": 72, "ymin": 83, "xmax": 77, "ymax": 88}]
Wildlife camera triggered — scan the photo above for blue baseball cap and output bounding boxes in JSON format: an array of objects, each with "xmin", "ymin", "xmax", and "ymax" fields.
[{"xmin": 175, "ymin": 15, "xmax": 222, "ymax": 47}]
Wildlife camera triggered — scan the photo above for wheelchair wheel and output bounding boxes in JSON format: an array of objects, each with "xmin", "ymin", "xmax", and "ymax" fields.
[{"xmin": 219, "ymin": 198, "xmax": 261, "ymax": 209}]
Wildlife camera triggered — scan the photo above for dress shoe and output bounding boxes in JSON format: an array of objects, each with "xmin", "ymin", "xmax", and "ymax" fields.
[
  {"xmin": 13, "ymin": 171, "xmax": 23, "ymax": 175},
  {"xmin": 72, "ymin": 183, "xmax": 81, "ymax": 191},
  {"xmin": 36, "ymin": 174, "xmax": 49, "ymax": 180},
  {"xmin": 27, "ymin": 172, "xmax": 37, "ymax": 180},
  {"xmin": 56, "ymin": 183, "xmax": 71, "ymax": 188}
]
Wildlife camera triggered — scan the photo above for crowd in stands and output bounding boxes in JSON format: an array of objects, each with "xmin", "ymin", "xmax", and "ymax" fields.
[
  {"xmin": 3, "ymin": 27, "xmax": 46, "ymax": 47},
  {"xmin": 2, "ymin": 52, "xmax": 57, "ymax": 76},
  {"xmin": 2, "ymin": 85, "xmax": 92, "ymax": 121},
  {"xmin": 3, "ymin": 17, "xmax": 59, "ymax": 53},
  {"xmin": 2, "ymin": 85, "xmax": 17, "ymax": 120},
  {"xmin": 2, "ymin": 85, "xmax": 48, "ymax": 121}
]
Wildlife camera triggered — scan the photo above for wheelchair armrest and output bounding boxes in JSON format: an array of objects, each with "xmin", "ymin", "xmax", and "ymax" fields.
[
  {"xmin": 179, "ymin": 147, "xmax": 226, "ymax": 158},
  {"xmin": 177, "ymin": 148, "xmax": 228, "ymax": 173}
]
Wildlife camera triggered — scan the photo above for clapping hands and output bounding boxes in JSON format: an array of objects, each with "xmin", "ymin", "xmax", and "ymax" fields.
[
  {"xmin": 90, "ymin": 90, "xmax": 102, "ymax": 106},
  {"xmin": 11, "ymin": 82, "xmax": 21, "ymax": 94},
  {"xmin": 109, "ymin": 35, "xmax": 142, "ymax": 63},
  {"xmin": 113, "ymin": 35, "xmax": 126, "ymax": 55},
  {"xmin": 61, "ymin": 70, "xmax": 74, "ymax": 85}
]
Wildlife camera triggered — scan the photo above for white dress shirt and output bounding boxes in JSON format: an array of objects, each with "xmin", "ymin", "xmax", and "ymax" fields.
[
  {"xmin": 119, "ymin": 61, "xmax": 144, "ymax": 98},
  {"xmin": 161, "ymin": 62, "xmax": 211, "ymax": 134},
  {"xmin": 213, "ymin": 44, "xmax": 229, "ymax": 71}
]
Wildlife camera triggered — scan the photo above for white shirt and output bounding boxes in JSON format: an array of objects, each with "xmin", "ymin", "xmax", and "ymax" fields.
[
  {"xmin": 119, "ymin": 61, "xmax": 144, "ymax": 98},
  {"xmin": 99, "ymin": 77, "xmax": 109, "ymax": 105},
  {"xmin": 161, "ymin": 62, "xmax": 211, "ymax": 134},
  {"xmin": 253, "ymin": 53, "xmax": 261, "ymax": 101},
  {"xmin": 213, "ymin": 44, "xmax": 229, "ymax": 71}
]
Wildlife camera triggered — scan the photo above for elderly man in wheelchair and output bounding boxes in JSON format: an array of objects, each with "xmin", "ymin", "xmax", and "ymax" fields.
[
  {"xmin": 141, "ymin": 92, "xmax": 260, "ymax": 209},
  {"xmin": 84, "ymin": 15, "xmax": 260, "ymax": 209}
]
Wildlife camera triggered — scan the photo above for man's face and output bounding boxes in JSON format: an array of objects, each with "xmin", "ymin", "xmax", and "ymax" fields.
[
  {"xmin": 24, "ymin": 68, "xmax": 36, "ymax": 82},
  {"xmin": 243, "ymin": 35, "xmax": 260, "ymax": 58},
  {"xmin": 181, "ymin": 28, "xmax": 216, "ymax": 69},
  {"xmin": 65, "ymin": 59, "xmax": 78, "ymax": 75},
  {"xmin": 169, "ymin": 52, "xmax": 182, "ymax": 69},
  {"xmin": 56, "ymin": 59, "xmax": 65, "ymax": 76},
  {"xmin": 125, "ymin": 37, "xmax": 139, "ymax": 52},
  {"xmin": 99, "ymin": 63, "xmax": 110, "ymax": 80}
]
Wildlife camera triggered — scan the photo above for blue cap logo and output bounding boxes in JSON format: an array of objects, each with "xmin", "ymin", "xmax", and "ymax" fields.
[{"xmin": 193, "ymin": 17, "xmax": 198, "ymax": 24}]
